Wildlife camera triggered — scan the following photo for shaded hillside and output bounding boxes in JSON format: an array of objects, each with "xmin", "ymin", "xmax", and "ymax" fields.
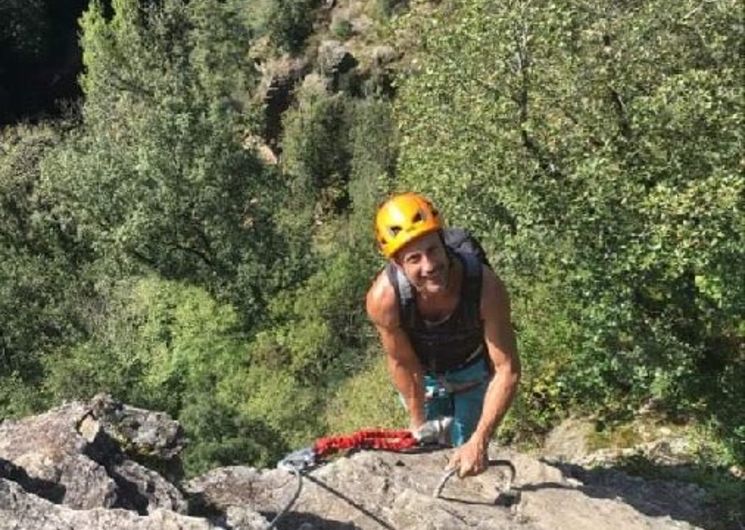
[{"xmin": 0, "ymin": 0, "xmax": 88, "ymax": 124}]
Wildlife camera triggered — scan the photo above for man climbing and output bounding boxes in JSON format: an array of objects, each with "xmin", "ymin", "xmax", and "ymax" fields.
[{"xmin": 366, "ymin": 192, "xmax": 520, "ymax": 478}]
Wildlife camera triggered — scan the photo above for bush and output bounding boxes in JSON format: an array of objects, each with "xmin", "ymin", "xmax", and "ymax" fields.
[
  {"xmin": 0, "ymin": 372, "xmax": 49, "ymax": 419},
  {"xmin": 372, "ymin": 0, "xmax": 408, "ymax": 20},
  {"xmin": 324, "ymin": 353, "xmax": 407, "ymax": 433},
  {"xmin": 43, "ymin": 277, "xmax": 246, "ymax": 411},
  {"xmin": 41, "ymin": 0, "xmax": 284, "ymax": 324},
  {"xmin": 281, "ymin": 80, "xmax": 353, "ymax": 223},
  {"xmin": 179, "ymin": 395, "xmax": 283, "ymax": 476},
  {"xmin": 262, "ymin": 0, "xmax": 320, "ymax": 53},
  {"xmin": 0, "ymin": 123, "xmax": 91, "ymax": 403},
  {"xmin": 331, "ymin": 18, "xmax": 354, "ymax": 40},
  {"xmin": 41, "ymin": 275, "xmax": 310, "ymax": 471}
]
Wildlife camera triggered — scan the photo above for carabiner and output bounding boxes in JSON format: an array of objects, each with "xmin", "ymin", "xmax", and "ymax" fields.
[{"xmin": 277, "ymin": 446, "xmax": 317, "ymax": 473}]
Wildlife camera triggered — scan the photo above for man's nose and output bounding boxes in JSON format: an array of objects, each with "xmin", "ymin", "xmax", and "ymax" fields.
[{"xmin": 421, "ymin": 253, "xmax": 436, "ymax": 273}]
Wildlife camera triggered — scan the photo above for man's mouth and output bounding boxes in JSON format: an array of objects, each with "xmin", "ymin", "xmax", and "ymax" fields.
[{"xmin": 422, "ymin": 269, "xmax": 445, "ymax": 283}]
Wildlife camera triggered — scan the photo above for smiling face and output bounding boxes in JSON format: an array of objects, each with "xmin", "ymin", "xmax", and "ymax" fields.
[{"xmin": 394, "ymin": 231, "xmax": 450, "ymax": 295}]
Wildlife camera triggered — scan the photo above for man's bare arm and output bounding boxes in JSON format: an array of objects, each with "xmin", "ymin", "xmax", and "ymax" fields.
[
  {"xmin": 449, "ymin": 266, "xmax": 520, "ymax": 476},
  {"xmin": 473, "ymin": 267, "xmax": 520, "ymax": 442},
  {"xmin": 366, "ymin": 273, "xmax": 427, "ymax": 428}
]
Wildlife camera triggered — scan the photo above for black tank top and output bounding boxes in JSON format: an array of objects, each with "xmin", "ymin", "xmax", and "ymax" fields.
[{"xmin": 385, "ymin": 251, "xmax": 486, "ymax": 374}]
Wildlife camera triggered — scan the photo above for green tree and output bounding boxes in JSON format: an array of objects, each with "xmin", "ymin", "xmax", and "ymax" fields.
[
  {"xmin": 269, "ymin": 88, "xmax": 396, "ymax": 385},
  {"xmin": 395, "ymin": 0, "xmax": 744, "ymax": 458},
  {"xmin": 0, "ymin": 124, "xmax": 92, "ymax": 416},
  {"xmin": 346, "ymin": 97, "xmax": 398, "ymax": 236},
  {"xmin": 43, "ymin": 278, "xmax": 242, "ymax": 409},
  {"xmin": 281, "ymin": 78, "xmax": 354, "ymax": 226},
  {"xmin": 179, "ymin": 395, "xmax": 284, "ymax": 475},
  {"xmin": 261, "ymin": 0, "xmax": 320, "ymax": 53},
  {"xmin": 43, "ymin": 276, "xmax": 291, "ymax": 472},
  {"xmin": 41, "ymin": 0, "xmax": 285, "ymax": 322}
]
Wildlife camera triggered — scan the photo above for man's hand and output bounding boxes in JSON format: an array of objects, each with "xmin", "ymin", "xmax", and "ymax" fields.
[
  {"xmin": 412, "ymin": 417, "xmax": 453, "ymax": 445},
  {"xmin": 447, "ymin": 436, "xmax": 488, "ymax": 477}
]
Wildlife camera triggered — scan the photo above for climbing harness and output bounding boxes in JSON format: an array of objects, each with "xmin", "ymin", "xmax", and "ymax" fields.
[
  {"xmin": 268, "ymin": 421, "xmax": 518, "ymax": 529},
  {"xmin": 426, "ymin": 374, "xmax": 487, "ymax": 400}
]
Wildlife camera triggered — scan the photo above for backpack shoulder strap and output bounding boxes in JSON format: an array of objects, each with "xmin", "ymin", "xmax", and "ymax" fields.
[
  {"xmin": 385, "ymin": 261, "xmax": 416, "ymax": 328},
  {"xmin": 456, "ymin": 250, "xmax": 483, "ymax": 321},
  {"xmin": 442, "ymin": 227, "xmax": 468, "ymax": 250},
  {"xmin": 443, "ymin": 227, "xmax": 491, "ymax": 269}
]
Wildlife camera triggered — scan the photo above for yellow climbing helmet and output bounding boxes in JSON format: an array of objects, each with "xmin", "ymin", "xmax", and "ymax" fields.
[{"xmin": 375, "ymin": 192, "xmax": 443, "ymax": 258}]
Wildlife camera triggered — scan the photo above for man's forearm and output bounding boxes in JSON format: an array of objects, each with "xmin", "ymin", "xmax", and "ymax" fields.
[
  {"xmin": 387, "ymin": 356, "xmax": 426, "ymax": 427},
  {"xmin": 473, "ymin": 367, "xmax": 519, "ymax": 442}
]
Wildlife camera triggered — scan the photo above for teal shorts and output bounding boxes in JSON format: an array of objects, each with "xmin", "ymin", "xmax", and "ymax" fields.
[{"xmin": 423, "ymin": 358, "xmax": 491, "ymax": 446}]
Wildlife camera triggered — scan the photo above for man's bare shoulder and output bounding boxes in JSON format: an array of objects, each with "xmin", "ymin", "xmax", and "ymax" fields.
[
  {"xmin": 480, "ymin": 264, "xmax": 511, "ymax": 315},
  {"xmin": 366, "ymin": 268, "xmax": 400, "ymax": 329}
]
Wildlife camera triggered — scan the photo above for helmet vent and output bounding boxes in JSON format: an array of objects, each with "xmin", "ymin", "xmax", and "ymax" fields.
[
  {"xmin": 412, "ymin": 211, "xmax": 424, "ymax": 224},
  {"xmin": 389, "ymin": 225, "xmax": 402, "ymax": 237}
]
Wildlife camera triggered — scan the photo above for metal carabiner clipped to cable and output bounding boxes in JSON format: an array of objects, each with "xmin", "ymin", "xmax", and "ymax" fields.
[
  {"xmin": 277, "ymin": 446, "xmax": 317, "ymax": 473},
  {"xmin": 269, "ymin": 446, "xmax": 317, "ymax": 530}
]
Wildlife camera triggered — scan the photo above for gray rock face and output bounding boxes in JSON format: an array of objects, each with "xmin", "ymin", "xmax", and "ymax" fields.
[
  {"xmin": 187, "ymin": 449, "xmax": 708, "ymax": 530},
  {"xmin": 255, "ymin": 55, "xmax": 310, "ymax": 105},
  {"xmin": 370, "ymin": 45, "xmax": 399, "ymax": 67},
  {"xmin": 0, "ymin": 478, "xmax": 218, "ymax": 530},
  {"xmin": 0, "ymin": 394, "xmax": 186, "ymax": 513},
  {"xmin": 0, "ymin": 400, "xmax": 119, "ymax": 509},
  {"xmin": 317, "ymin": 40, "xmax": 358, "ymax": 76},
  {"xmin": 111, "ymin": 459, "xmax": 188, "ymax": 514},
  {"xmin": 87, "ymin": 393, "xmax": 185, "ymax": 460},
  {"xmin": 0, "ymin": 398, "xmax": 717, "ymax": 530},
  {"xmin": 543, "ymin": 417, "xmax": 697, "ymax": 469}
]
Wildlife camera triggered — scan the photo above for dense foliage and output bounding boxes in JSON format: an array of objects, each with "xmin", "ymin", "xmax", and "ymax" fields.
[
  {"xmin": 0, "ymin": 0, "xmax": 741, "ymax": 506},
  {"xmin": 394, "ymin": 0, "xmax": 743, "ymax": 461},
  {"xmin": 0, "ymin": 0, "xmax": 394, "ymax": 474}
]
